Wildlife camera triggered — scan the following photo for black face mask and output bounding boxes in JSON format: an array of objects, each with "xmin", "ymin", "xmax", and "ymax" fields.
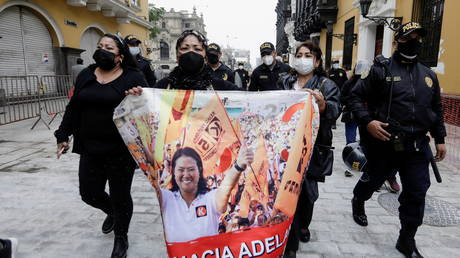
[
  {"xmin": 207, "ymin": 54, "xmax": 219, "ymax": 65},
  {"xmin": 397, "ymin": 38, "xmax": 422, "ymax": 57},
  {"xmin": 93, "ymin": 49, "xmax": 118, "ymax": 70},
  {"xmin": 179, "ymin": 51, "xmax": 205, "ymax": 75}
]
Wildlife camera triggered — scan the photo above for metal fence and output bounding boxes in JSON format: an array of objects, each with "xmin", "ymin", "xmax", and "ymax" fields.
[
  {"xmin": 0, "ymin": 75, "xmax": 73, "ymax": 129},
  {"xmin": 444, "ymin": 123, "xmax": 460, "ymax": 171}
]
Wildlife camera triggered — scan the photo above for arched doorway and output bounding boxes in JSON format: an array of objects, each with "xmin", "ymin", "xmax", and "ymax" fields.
[
  {"xmin": 80, "ymin": 27, "xmax": 104, "ymax": 66},
  {"xmin": 160, "ymin": 40, "xmax": 170, "ymax": 60},
  {"xmin": 0, "ymin": 6, "xmax": 57, "ymax": 76}
]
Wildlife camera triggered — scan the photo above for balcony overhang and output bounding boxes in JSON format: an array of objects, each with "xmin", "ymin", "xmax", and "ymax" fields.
[{"xmin": 66, "ymin": 0, "xmax": 153, "ymax": 29}]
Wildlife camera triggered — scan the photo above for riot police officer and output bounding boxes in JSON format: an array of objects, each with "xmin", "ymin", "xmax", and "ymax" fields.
[
  {"xmin": 248, "ymin": 42, "xmax": 291, "ymax": 91},
  {"xmin": 206, "ymin": 43, "xmax": 235, "ymax": 83},
  {"xmin": 328, "ymin": 58, "xmax": 348, "ymax": 90},
  {"xmin": 234, "ymin": 61, "xmax": 250, "ymax": 90},
  {"xmin": 124, "ymin": 35, "xmax": 157, "ymax": 87},
  {"xmin": 349, "ymin": 22, "xmax": 447, "ymax": 258}
]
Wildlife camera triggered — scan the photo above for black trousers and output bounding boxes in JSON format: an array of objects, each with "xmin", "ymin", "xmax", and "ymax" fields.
[
  {"xmin": 353, "ymin": 138, "xmax": 431, "ymax": 229},
  {"xmin": 285, "ymin": 178, "xmax": 319, "ymax": 252},
  {"xmin": 79, "ymin": 152, "xmax": 136, "ymax": 236}
]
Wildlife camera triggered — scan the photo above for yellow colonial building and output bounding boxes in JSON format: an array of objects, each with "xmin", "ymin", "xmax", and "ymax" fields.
[
  {"xmin": 0, "ymin": 0, "xmax": 152, "ymax": 76},
  {"xmin": 313, "ymin": 0, "xmax": 459, "ymax": 98}
]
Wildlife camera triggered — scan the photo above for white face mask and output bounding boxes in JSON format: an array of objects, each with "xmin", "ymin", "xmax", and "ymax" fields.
[
  {"xmin": 332, "ymin": 63, "xmax": 340, "ymax": 69},
  {"xmin": 129, "ymin": 46, "xmax": 140, "ymax": 56},
  {"xmin": 262, "ymin": 55, "xmax": 274, "ymax": 66},
  {"xmin": 293, "ymin": 57, "xmax": 315, "ymax": 75},
  {"xmin": 238, "ymin": 65, "xmax": 244, "ymax": 69}
]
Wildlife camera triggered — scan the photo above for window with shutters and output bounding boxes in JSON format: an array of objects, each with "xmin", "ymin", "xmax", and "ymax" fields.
[
  {"xmin": 412, "ymin": 0, "xmax": 445, "ymax": 67},
  {"xmin": 342, "ymin": 17, "xmax": 354, "ymax": 70}
]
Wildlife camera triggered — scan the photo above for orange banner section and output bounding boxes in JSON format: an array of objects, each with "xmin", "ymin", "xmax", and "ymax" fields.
[
  {"xmin": 166, "ymin": 219, "xmax": 292, "ymax": 258},
  {"xmin": 184, "ymin": 94, "xmax": 240, "ymax": 177},
  {"xmin": 274, "ymin": 95, "xmax": 315, "ymax": 217}
]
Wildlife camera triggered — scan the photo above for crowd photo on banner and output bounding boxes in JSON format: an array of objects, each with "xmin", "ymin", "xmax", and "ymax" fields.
[{"xmin": 38, "ymin": 5, "xmax": 448, "ymax": 257}]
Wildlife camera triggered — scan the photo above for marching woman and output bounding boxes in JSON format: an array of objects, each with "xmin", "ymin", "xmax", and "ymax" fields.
[
  {"xmin": 278, "ymin": 41, "xmax": 341, "ymax": 258},
  {"xmin": 54, "ymin": 34, "xmax": 148, "ymax": 258}
]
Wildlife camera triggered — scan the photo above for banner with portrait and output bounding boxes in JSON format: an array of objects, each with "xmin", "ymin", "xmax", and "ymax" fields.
[{"xmin": 114, "ymin": 89, "xmax": 319, "ymax": 258}]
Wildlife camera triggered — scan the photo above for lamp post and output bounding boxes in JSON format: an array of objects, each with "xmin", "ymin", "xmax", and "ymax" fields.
[{"xmin": 359, "ymin": 0, "xmax": 402, "ymax": 31}]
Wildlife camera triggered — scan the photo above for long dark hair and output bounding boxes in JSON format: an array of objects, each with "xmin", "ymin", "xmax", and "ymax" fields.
[
  {"xmin": 170, "ymin": 147, "xmax": 209, "ymax": 195},
  {"xmin": 99, "ymin": 33, "xmax": 139, "ymax": 70},
  {"xmin": 295, "ymin": 41, "xmax": 327, "ymax": 77},
  {"xmin": 175, "ymin": 30, "xmax": 208, "ymax": 52}
]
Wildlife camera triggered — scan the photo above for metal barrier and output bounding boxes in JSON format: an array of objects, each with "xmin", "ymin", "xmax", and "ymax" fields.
[
  {"xmin": 0, "ymin": 76, "xmax": 44, "ymax": 128},
  {"xmin": 40, "ymin": 75, "xmax": 73, "ymax": 126},
  {"xmin": 0, "ymin": 75, "xmax": 73, "ymax": 130}
]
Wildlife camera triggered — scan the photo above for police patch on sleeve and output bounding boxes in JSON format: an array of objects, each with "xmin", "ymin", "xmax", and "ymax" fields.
[
  {"xmin": 360, "ymin": 67, "xmax": 370, "ymax": 79},
  {"xmin": 425, "ymin": 77, "xmax": 433, "ymax": 88},
  {"xmin": 222, "ymin": 73, "xmax": 228, "ymax": 81}
]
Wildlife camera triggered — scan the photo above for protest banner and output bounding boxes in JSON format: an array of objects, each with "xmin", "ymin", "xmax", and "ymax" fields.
[{"xmin": 114, "ymin": 89, "xmax": 319, "ymax": 257}]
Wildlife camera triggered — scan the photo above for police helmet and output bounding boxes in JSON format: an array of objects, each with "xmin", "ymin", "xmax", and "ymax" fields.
[{"xmin": 342, "ymin": 142, "xmax": 367, "ymax": 172}]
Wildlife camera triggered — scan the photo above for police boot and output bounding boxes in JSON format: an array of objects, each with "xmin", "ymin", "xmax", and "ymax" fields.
[
  {"xmin": 111, "ymin": 235, "xmax": 128, "ymax": 258},
  {"xmin": 351, "ymin": 197, "xmax": 368, "ymax": 226},
  {"xmin": 396, "ymin": 225, "xmax": 423, "ymax": 258}
]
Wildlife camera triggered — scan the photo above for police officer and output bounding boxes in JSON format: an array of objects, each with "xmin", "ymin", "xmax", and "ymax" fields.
[
  {"xmin": 328, "ymin": 58, "xmax": 348, "ymax": 90},
  {"xmin": 206, "ymin": 43, "xmax": 235, "ymax": 83},
  {"xmin": 234, "ymin": 62, "xmax": 250, "ymax": 90},
  {"xmin": 248, "ymin": 42, "xmax": 291, "ymax": 91},
  {"xmin": 349, "ymin": 22, "xmax": 447, "ymax": 258},
  {"xmin": 124, "ymin": 35, "xmax": 157, "ymax": 87}
]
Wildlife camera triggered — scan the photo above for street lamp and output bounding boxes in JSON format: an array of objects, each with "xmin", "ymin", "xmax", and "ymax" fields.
[{"xmin": 359, "ymin": 0, "xmax": 402, "ymax": 31}]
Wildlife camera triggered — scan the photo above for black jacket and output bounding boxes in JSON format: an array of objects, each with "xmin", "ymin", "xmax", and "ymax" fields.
[
  {"xmin": 328, "ymin": 68, "xmax": 348, "ymax": 90},
  {"xmin": 350, "ymin": 53, "xmax": 446, "ymax": 144},
  {"xmin": 155, "ymin": 66, "xmax": 240, "ymax": 91},
  {"xmin": 136, "ymin": 55, "xmax": 157, "ymax": 87},
  {"xmin": 235, "ymin": 68, "xmax": 250, "ymax": 89},
  {"xmin": 340, "ymin": 76, "xmax": 359, "ymax": 123},
  {"xmin": 279, "ymin": 74, "xmax": 341, "ymax": 181},
  {"xmin": 54, "ymin": 65, "xmax": 148, "ymax": 153},
  {"xmin": 249, "ymin": 61, "xmax": 291, "ymax": 91},
  {"xmin": 208, "ymin": 63, "xmax": 235, "ymax": 83}
]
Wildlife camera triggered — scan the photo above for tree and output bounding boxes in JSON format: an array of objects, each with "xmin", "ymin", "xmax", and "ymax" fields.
[{"xmin": 149, "ymin": 5, "xmax": 165, "ymax": 39}]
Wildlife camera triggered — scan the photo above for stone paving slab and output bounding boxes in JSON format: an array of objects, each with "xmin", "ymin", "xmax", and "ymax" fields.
[{"xmin": 0, "ymin": 118, "xmax": 459, "ymax": 258}]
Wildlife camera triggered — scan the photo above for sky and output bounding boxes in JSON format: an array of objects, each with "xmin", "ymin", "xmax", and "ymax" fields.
[{"xmin": 150, "ymin": 0, "xmax": 278, "ymax": 68}]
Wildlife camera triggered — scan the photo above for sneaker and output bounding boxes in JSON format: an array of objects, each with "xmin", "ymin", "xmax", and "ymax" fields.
[
  {"xmin": 387, "ymin": 177, "xmax": 401, "ymax": 193},
  {"xmin": 102, "ymin": 215, "xmax": 115, "ymax": 234},
  {"xmin": 0, "ymin": 238, "xmax": 18, "ymax": 258},
  {"xmin": 344, "ymin": 170, "xmax": 353, "ymax": 177}
]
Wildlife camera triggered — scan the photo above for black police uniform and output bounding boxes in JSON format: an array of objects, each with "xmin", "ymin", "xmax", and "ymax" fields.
[
  {"xmin": 350, "ymin": 52, "xmax": 446, "ymax": 236},
  {"xmin": 235, "ymin": 68, "xmax": 250, "ymax": 90},
  {"xmin": 136, "ymin": 55, "xmax": 157, "ymax": 87},
  {"xmin": 248, "ymin": 61, "xmax": 291, "ymax": 91},
  {"xmin": 208, "ymin": 63, "xmax": 235, "ymax": 83},
  {"xmin": 328, "ymin": 67, "xmax": 348, "ymax": 90}
]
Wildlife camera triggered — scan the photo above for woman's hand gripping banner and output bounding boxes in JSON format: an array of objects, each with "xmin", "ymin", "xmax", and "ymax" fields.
[{"xmin": 114, "ymin": 89, "xmax": 319, "ymax": 258}]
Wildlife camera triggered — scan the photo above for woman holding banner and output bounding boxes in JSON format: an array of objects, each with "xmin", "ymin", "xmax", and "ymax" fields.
[
  {"xmin": 160, "ymin": 146, "xmax": 253, "ymax": 243},
  {"xmin": 54, "ymin": 34, "xmax": 148, "ymax": 258},
  {"xmin": 127, "ymin": 30, "xmax": 239, "ymax": 93},
  {"xmin": 278, "ymin": 41, "xmax": 341, "ymax": 258}
]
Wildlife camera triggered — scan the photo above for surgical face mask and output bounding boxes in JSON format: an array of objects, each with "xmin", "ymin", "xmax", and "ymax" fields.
[
  {"xmin": 207, "ymin": 54, "xmax": 219, "ymax": 65},
  {"xmin": 262, "ymin": 55, "xmax": 274, "ymax": 66},
  {"xmin": 293, "ymin": 57, "xmax": 315, "ymax": 75},
  {"xmin": 93, "ymin": 49, "xmax": 117, "ymax": 70},
  {"xmin": 398, "ymin": 38, "xmax": 422, "ymax": 58},
  {"xmin": 238, "ymin": 65, "xmax": 244, "ymax": 70},
  {"xmin": 129, "ymin": 46, "xmax": 140, "ymax": 56},
  {"xmin": 332, "ymin": 63, "xmax": 340, "ymax": 69},
  {"xmin": 178, "ymin": 51, "xmax": 205, "ymax": 75}
]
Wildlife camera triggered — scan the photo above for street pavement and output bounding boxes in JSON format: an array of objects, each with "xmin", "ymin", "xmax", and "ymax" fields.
[{"xmin": 0, "ymin": 117, "xmax": 459, "ymax": 258}]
